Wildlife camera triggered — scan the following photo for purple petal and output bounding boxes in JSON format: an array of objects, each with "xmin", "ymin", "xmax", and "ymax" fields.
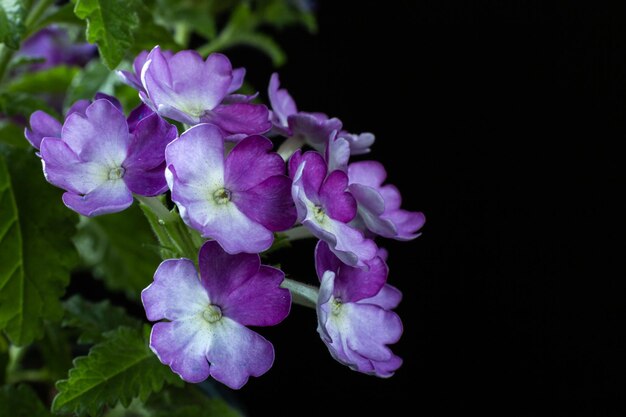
[
  {"xmin": 94, "ymin": 92, "xmax": 123, "ymax": 112},
  {"xmin": 326, "ymin": 134, "xmax": 350, "ymax": 173},
  {"xmin": 184, "ymin": 200, "xmax": 275, "ymax": 253},
  {"xmin": 61, "ymin": 99, "xmax": 130, "ymax": 164},
  {"xmin": 25, "ymin": 111, "xmax": 62, "ymax": 149},
  {"xmin": 382, "ymin": 209, "xmax": 426, "ymax": 240},
  {"xmin": 304, "ymin": 216, "xmax": 378, "ymax": 268},
  {"xmin": 349, "ymin": 183, "xmax": 397, "ymax": 237},
  {"xmin": 224, "ymin": 135, "xmax": 285, "ymax": 191},
  {"xmin": 228, "ymin": 67, "xmax": 246, "ymax": 94},
  {"xmin": 288, "ymin": 113, "xmax": 342, "ymax": 152},
  {"xmin": 40, "ymin": 137, "xmax": 106, "ymax": 194},
  {"xmin": 125, "ymin": 112, "xmax": 177, "ymax": 170},
  {"xmin": 268, "ymin": 73, "xmax": 297, "ymax": 128},
  {"xmin": 126, "ymin": 103, "xmax": 155, "ymax": 133},
  {"xmin": 319, "ymin": 170, "xmax": 355, "ymax": 223},
  {"xmin": 360, "ymin": 284, "xmax": 403, "ymax": 310},
  {"xmin": 124, "ymin": 163, "xmax": 168, "ymax": 196},
  {"xmin": 165, "ymin": 124, "xmax": 225, "ymax": 188},
  {"xmin": 232, "ymin": 175, "xmax": 296, "ymax": 231},
  {"xmin": 207, "ymin": 319, "xmax": 275, "ymax": 389},
  {"xmin": 150, "ymin": 320, "xmax": 210, "ymax": 383},
  {"xmin": 338, "ymin": 131, "xmax": 375, "ymax": 155},
  {"xmin": 117, "ymin": 50, "xmax": 149, "ymax": 91},
  {"xmin": 315, "ymin": 241, "xmax": 387, "ymax": 302},
  {"xmin": 314, "ymin": 241, "xmax": 344, "ymax": 282},
  {"xmin": 67, "ymin": 99, "xmax": 90, "ymax": 117},
  {"xmin": 292, "ymin": 150, "xmax": 327, "ymax": 202},
  {"xmin": 142, "ymin": 258, "xmax": 208, "ymax": 321},
  {"xmin": 348, "ymin": 160, "xmax": 387, "ymax": 188},
  {"xmin": 61, "ymin": 179, "xmax": 132, "ymax": 216},
  {"xmin": 203, "ymin": 103, "xmax": 271, "ymax": 136}
]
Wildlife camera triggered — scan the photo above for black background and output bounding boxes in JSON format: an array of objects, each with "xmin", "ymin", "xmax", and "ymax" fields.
[{"xmin": 229, "ymin": 1, "xmax": 625, "ymax": 416}]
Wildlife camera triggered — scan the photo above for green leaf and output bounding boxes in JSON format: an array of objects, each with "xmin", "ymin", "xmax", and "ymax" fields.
[
  {"xmin": 7, "ymin": 65, "xmax": 79, "ymax": 94},
  {"xmin": 52, "ymin": 325, "xmax": 182, "ymax": 417},
  {"xmin": 0, "ymin": 384, "xmax": 52, "ymax": 417},
  {"xmin": 0, "ymin": 91, "xmax": 58, "ymax": 119},
  {"xmin": 72, "ymin": 0, "xmax": 140, "ymax": 69},
  {"xmin": 0, "ymin": 150, "xmax": 77, "ymax": 346},
  {"xmin": 234, "ymin": 32, "xmax": 286, "ymax": 66},
  {"xmin": 63, "ymin": 59, "xmax": 115, "ymax": 111},
  {"xmin": 257, "ymin": 0, "xmax": 317, "ymax": 32},
  {"xmin": 62, "ymin": 295, "xmax": 141, "ymax": 344},
  {"xmin": 73, "ymin": 204, "xmax": 162, "ymax": 299},
  {"xmin": 39, "ymin": 322, "xmax": 73, "ymax": 380},
  {"xmin": 0, "ymin": 120, "xmax": 30, "ymax": 149},
  {"xmin": 0, "ymin": 0, "xmax": 26, "ymax": 49},
  {"xmin": 147, "ymin": 386, "xmax": 244, "ymax": 417}
]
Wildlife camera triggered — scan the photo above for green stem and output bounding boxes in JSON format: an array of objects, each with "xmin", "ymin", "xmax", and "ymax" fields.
[
  {"xmin": 6, "ymin": 368, "xmax": 51, "ymax": 384},
  {"xmin": 0, "ymin": 45, "xmax": 13, "ymax": 85},
  {"xmin": 135, "ymin": 196, "xmax": 198, "ymax": 259},
  {"xmin": 277, "ymin": 136, "xmax": 305, "ymax": 161},
  {"xmin": 283, "ymin": 226, "xmax": 314, "ymax": 241},
  {"xmin": 281, "ymin": 278, "xmax": 318, "ymax": 309}
]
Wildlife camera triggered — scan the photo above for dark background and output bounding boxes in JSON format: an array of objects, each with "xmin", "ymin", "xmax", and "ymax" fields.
[{"xmin": 229, "ymin": 1, "xmax": 625, "ymax": 416}]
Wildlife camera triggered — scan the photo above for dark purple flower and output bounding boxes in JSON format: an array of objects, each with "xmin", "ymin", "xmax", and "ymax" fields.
[
  {"xmin": 141, "ymin": 240, "xmax": 291, "ymax": 388},
  {"xmin": 165, "ymin": 124, "xmax": 296, "ymax": 254},
  {"xmin": 348, "ymin": 161, "xmax": 425, "ymax": 240},
  {"xmin": 39, "ymin": 99, "xmax": 177, "ymax": 216},
  {"xmin": 289, "ymin": 150, "xmax": 377, "ymax": 268},
  {"xmin": 18, "ymin": 26, "xmax": 96, "ymax": 70},
  {"xmin": 127, "ymin": 46, "xmax": 270, "ymax": 138},
  {"xmin": 315, "ymin": 241, "xmax": 403, "ymax": 377}
]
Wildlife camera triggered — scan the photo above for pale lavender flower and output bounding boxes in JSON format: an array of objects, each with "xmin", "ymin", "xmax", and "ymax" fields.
[
  {"xmin": 142, "ymin": 240, "xmax": 291, "ymax": 388},
  {"xmin": 132, "ymin": 46, "xmax": 270, "ymax": 137},
  {"xmin": 39, "ymin": 99, "xmax": 176, "ymax": 216},
  {"xmin": 348, "ymin": 161, "xmax": 425, "ymax": 240},
  {"xmin": 18, "ymin": 26, "xmax": 96, "ymax": 71},
  {"xmin": 315, "ymin": 241, "xmax": 403, "ymax": 377},
  {"xmin": 165, "ymin": 124, "xmax": 296, "ymax": 254}
]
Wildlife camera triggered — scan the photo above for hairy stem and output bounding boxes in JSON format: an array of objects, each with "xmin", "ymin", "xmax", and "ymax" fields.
[{"xmin": 281, "ymin": 278, "xmax": 318, "ymax": 309}]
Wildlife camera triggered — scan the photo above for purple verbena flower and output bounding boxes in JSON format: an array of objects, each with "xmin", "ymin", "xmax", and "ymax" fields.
[
  {"xmin": 337, "ymin": 131, "xmax": 375, "ymax": 155},
  {"xmin": 126, "ymin": 46, "xmax": 269, "ymax": 138},
  {"xmin": 348, "ymin": 161, "xmax": 425, "ymax": 240},
  {"xmin": 315, "ymin": 241, "xmax": 403, "ymax": 377},
  {"xmin": 38, "ymin": 98, "xmax": 177, "ymax": 216},
  {"xmin": 289, "ymin": 150, "xmax": 377, "ymax": 268},
  {"xmin": 141, "ymin": 240, "xmax": 291, "ymax": 388},
  {"xmin": 24, "ymin": 93, "xmax": 122, "ymax": 150},
  {"xmin": 18, "ymin": 26, "xmax": 96, "ymax": 71},
  {"xmin": 268, "ymin": 73, "xmax": 342, "ymax": 152},
  {"xmin": 165, "ymin": 123, "xmax": 296, "ymax": 254}
]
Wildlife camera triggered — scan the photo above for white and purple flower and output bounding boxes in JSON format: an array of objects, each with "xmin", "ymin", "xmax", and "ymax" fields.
[
  {"xmin": 121, "ymin": 46, "xmax": 270, "ymax": 137},
  {"xmin": 39, "ymin": 98, "xmax": 177, "ymax": 216},
  {"xmin": 348, "ymin": 161, "xmax": 425, "ymax": 240},
  {"xmin": 165, "ymin": 123, "xmax": 296, "ymax": 254},
  {"xmin": 142, "ymin": 240, "xmax": 291, "ymax": 388},
  {"xmin": 315, "ymin": 241, "xmax": 403, "ymax": 377},
  {"xmin": 289, "ymin": 150, "xmax": 377, "ymax": 268}
]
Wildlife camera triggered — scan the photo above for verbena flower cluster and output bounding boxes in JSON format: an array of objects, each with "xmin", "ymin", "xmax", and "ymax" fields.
[{"xmin": 25, "ymin": 46, "xmax": 425, "ymax": 389}]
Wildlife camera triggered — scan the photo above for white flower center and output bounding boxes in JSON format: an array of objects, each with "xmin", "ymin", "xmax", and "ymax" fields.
[
  {"xmin": 202, "ymin": 304, "xmax": 222, "ymax": 323},
  {"xmin": 108, "ymin": 166, "xmax": 125, "ymax": 180},
  {"xmin": 331, "ymin": 297, "xmax": 343, "ymax": 316}
]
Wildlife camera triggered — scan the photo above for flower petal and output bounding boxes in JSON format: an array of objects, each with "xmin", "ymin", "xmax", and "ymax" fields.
[
  {"xmin": 125, "ymin": 112, "xmax": 177, "ymax": 171},
  {"xmin": 150, "ymin": 319, "xmax": 210, "ymax": 383},
  {"xmin": 268, "ymin": 73, "xmax": 297, "ymax": 127},
  {"xmin": 207, "ymin": 318, "xmax": 275, "ymax": 389},
  {"xmin": 40, "ymin": 137, "xmax": 106, "ymax": 195},
  {"xmin": 61, "ymin": 179, "xmax": 132, "ymax": 216},
  {"xmin": 360, "ymin": 284, "xmax": 403, "ymax": 310},
  {"xmin": 319, "ymin": 170, "xmax": 355, "ymax": 223},
  {"xmin": 224, "ymin": 135, "xmax": 285, "ymax": 191},
  {"xmin": 203, "ymin": 103, "xmax": 271, "ymax": 136},
  {"xmin": 232, "ymin": 175, "xmax": 296, "ymax": 231},
  {"xmin": 142, "ymin": 258, "xmax": 209, "ymax": 321},
  {"xmin": 61, "ymin": 99, "xmax": 130, "ymax": 165},
  {"xmin": 25, "ymin": 110, "xmax": 61, "ymax": 149}
]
